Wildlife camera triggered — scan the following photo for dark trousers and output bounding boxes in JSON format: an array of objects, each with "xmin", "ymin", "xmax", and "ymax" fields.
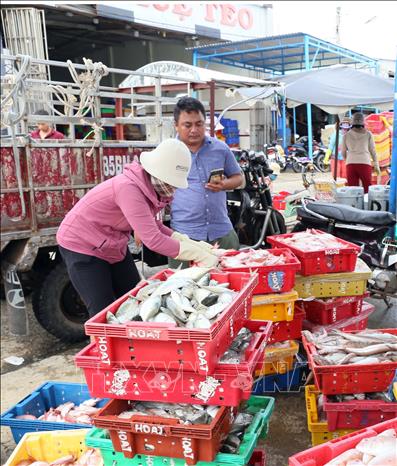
[
  {"xmin": 59, "ymin": 246, "xmax": 141, "ymax": 317},
  {"xmin": 346, "ymin": 163, "xmax": 373, "ymax": 194}
]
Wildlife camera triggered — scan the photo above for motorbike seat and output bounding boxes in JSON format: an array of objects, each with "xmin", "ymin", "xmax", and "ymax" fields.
[{"xmin": 302, "ymin": 202, "xmax": 396, "ymax": 226}]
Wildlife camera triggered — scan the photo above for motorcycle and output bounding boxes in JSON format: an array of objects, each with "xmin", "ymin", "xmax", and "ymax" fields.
[
  {"xmin": 293, "ymin": 199, "xmax": 397, "ymax": 304},
  {"xmin": 228, "ymin": 149, "xmax": 286, "ymax": 248},
  {"xmin": 288, "ymin": 136, "xmax": 328, "ymax": 173},
  {"xmin": 264, "ymin": 141, "xmax": 287, "ymax": 170}
]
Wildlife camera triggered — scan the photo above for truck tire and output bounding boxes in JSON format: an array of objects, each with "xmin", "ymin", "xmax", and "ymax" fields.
[{"xmin": 32, "ymin": 262, "xmax": 88, "ymax": 343}]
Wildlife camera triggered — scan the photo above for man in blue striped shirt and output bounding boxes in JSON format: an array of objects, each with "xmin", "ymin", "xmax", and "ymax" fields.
[{"xmin": 169, "ymin": 97, "xmax": 243, "ymax": 268}]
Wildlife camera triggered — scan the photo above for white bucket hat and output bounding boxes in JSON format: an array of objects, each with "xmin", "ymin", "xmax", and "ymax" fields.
[{"xmin": 140, "ymin": 139, "xmax": 191, "ymax": 189}]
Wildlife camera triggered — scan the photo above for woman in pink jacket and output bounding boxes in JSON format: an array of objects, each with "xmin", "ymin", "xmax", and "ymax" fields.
[{"xmin": 57, "ymin": 139, "xmax": 218, "ymax": 318}]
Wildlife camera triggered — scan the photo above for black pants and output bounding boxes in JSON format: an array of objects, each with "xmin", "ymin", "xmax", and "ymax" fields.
[{"xmin": 59, "ymin": 246, "xmax": 141, "ymax": 317}]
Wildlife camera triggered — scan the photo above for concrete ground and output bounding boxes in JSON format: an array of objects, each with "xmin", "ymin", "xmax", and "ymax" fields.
[{"xmin": 1, "ymin": 171, "xmax": 396, "ymax": 465}]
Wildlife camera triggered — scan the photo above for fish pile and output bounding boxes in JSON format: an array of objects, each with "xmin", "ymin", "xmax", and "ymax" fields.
[
  {"xmin": 15, "ymin": 398, "xmax": 101, "ymax": 425},
  {"xmin": 15, "ymin": 449, "xmax": 103, "ymax": 466},
  {"xmin": 117, "ymin": 401, "xmax": 220, "ymax": 425},
  {"xmin": 219, "ymin": 410, "xmax": 254, "ymax": 454},
  {"xmin": 302, "ymin": 329, "xmax": 397, "ymax": 366},
  {"xmin": 220, "ymin": 328, "xmax": 253, "ymax": 364},
  {"xmin": 219, "ymin": 249, "xmax": 286, "ymax": 268},
  {"xmin": 322, "ymin": 428, "xmax": 397, "ymax": 466},
  {"xmin": 106, "ymin": 268, "xmax": 237, "ymax": 329},
  {"xmin": 275, "ymin": 229, "xmax": 346, "ymax": 252}
]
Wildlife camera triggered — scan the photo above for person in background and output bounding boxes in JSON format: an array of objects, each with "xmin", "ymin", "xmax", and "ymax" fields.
[
  {"xmin": 169, "ymin": 97, "xmax": 243, "ymax": 268},
  {"xmin": 324, "ymin": 117, "xmax": 351, "ymax": 178},
  {"xmin": 57, "ymin": 139, "xmax": 219, "ymax": 318},
  {"xmin": 30, "ymin": 109, "xmax": 65, "ymax": 140},
  {"xmin": 341, "ymin": 112, "xmax": 380, "ymax": 193}
]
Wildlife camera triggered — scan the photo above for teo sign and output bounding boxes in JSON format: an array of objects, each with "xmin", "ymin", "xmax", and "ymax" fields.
[{"xmin": 97, "ymin": 3, "xmax": 271, "ymax": 40}]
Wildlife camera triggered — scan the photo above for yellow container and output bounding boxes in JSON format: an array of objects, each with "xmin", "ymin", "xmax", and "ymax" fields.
[
  {"xmin": 256, "ymin": 340, "xmax": 299, "ymax": 376},
  {"xmin": 294, "ymin": 259, "xmax": 371, "ymax": 299},
  {"xmin": 314, "ymin": 178, "xmax": 346, "ymax": 194},
  {"xmin": 5, "ymin": 429, "xmax": 89, "ymax": 466},
  {"xmin": 393, "ymin": 382, "xmax": 397, "ymax": 400},
  {"xmin": 250, "ymin": 290, "xmax": 299, "ymax": 322},
  {"xmin": 305, "ymin": 385, "xmax": 355, "ymax": 445}
]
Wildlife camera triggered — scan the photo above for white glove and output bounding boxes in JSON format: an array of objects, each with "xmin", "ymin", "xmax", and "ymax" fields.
[
  {"xmin": 175, "ymin": 239, "xmax": 219, "ymax": 268},
  {"xmin": 172, "ymin": 231, "xmax": 213, "ymax": 252}
]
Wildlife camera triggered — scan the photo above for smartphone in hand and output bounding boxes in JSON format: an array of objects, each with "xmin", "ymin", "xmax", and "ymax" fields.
[{"xmin": 208, "ymin": 168, "xmax": 224, "ymax": 184}]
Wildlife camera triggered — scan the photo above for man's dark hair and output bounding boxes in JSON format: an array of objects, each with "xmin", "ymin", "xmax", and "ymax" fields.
[
  {"xmin": 34, "ymin": 109, "xmax": 50, "ymax": 116},
  {"xmin": 174, "ymin": 97, "xmax": 206, "ymax": 122}
]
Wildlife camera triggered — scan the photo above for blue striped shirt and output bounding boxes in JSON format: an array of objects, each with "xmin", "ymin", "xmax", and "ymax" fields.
[{"xmin": 170, "ymin": 136, "xmax": 241, "ymax": 241}]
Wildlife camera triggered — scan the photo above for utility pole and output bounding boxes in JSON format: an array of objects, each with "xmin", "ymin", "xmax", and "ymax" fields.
[{"xmin": 336, "ymin": 6, "xmax": 341, "ymax": 44}]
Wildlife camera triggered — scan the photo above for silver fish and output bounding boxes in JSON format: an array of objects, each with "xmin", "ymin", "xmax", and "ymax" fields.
[
  {"xmin": 115, "ymin": 297, "xmax": 140, "ymax": 324},
  {"xmin": 136, "ymin": 280, "xmax": 161, "ymax": 301},
  {"xmin": 197, "ymin": 273, "xmax": 211, "ymax": 287},
  {"xmin": 106, "ymin": 311, "xmax": 120, "ymax": 324},
  {"xmin": 179, "ymin": 294, "xmax": 197, "ymax": 313},
  {"xmin": 181, "ymin": 285, "xmax": 195, "ymax": 300},
  {"xmin": 139, "ymin": 295, "xmax": 161, "ymax": 321},
  {"xmin": 193, "ymin": 314, "xmax": 212, "ymax": 329},
  {"xmin": 201, "ymin": 284, "xmax": 232, "ymax": 294},
  {"xmin": 151, "ymin": 278, "xmax": 195, "ymax": 297},
  {"xmin": 205, "ymin": 302, "xmax": 228, "ymax": 320},
  {"xmin": 218, "ymin": 292, "xmax": 235, "ymax": 305},
  {"xmin": 201, "ymin": 293, "xmax": 219, "ymax": 307},
  {"xmin": 194, "ymin": 288, "xmax": 212, "ymax": 304},
  {"xmin": 152, "ymin": 312, "xmax": 177, "ymax": 324},
  {"xmin": 166, "ymin": 296, "xmax": 187, "ymax": 322},
  {"xmin": 171, "ymin": 267, "xmax": 211, "ymax": 282}
]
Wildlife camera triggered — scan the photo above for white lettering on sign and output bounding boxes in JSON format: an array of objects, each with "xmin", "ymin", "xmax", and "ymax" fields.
[
  {"xmin": 342, "ymin": 297, "xmax": 356, "ymax": 305},
  {"xmin": 100, "ymin": 3, "xmax": 267, "ymax": 42},
  {"xmin": 117, "ymin": 431, "xmax": 132, "ymax": 452},
  {"xmin": 103, "ymin": 155, "xmax": 132, "ymax": 177},
  {"xmin": 229, "ymin": 316, "xmax": 234, "ymax": 338},
  {"xmin": 98, "ymin": 336, "xmax": 110, "ymax": 365},
  {"xmin": 181, "ymin": 437, "xmax": 194, "ymax": 460},
  {"xmin": 196, "ymin": 343, "xmax": 208, "ymax": 372},
  {"xmin": 287, "ymin": 303, "xmax": 293, "ymax": 317},
  {"xmin": 332, "ymin": 307, "xmax": 337, "ymax": 323},
  {"xmin": 109, "ymin": 369, "xmax": 130, "ymax": 396},
  {"xmin": 134, "ymin": 423, "xmax": 165, "ymax": 435},
  {"xmin": 128, "ymin": 328, "xmax": 162, "ymax": 339},
  {"xmin": 339, "ymin": 281, "xmax": 347, "ymax": 294},
  {"xmin": 325, "ymin": 249, "xmax": 340, "ymax": 255}
]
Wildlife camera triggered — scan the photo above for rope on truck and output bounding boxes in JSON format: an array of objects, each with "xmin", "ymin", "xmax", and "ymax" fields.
[
  {"xmin": 49, "ymin": 57, "xmax": 109, "ymax": 156},
  {"xmin": 1, "ymin": 54, "xmax": 32, "ymax": 221}
]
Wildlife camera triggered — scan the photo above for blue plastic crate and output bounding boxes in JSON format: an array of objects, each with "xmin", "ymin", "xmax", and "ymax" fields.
[
  {"xmin": 0, "ymin": 381, "xmax": 108, "ymax": 443},
  {"xmin": 252, "ymin": 355, "xmax": 309, "ymax": 394}
]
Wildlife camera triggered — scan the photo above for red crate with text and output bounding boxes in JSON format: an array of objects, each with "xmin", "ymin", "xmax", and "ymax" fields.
[{"xmin": 85, "ymin": 269, "xmax": 257, "ymax": 375}]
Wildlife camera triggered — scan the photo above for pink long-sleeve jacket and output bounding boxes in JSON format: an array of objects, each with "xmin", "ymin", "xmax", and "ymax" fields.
[{"xmin": 56, "ymin": 162, "xmax": 180, "ymax": 263}]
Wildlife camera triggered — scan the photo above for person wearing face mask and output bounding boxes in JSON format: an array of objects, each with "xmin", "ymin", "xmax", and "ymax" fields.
[
  {"xmin": 169, "ymin": 97, "xmax": 243, "ymax": 269},
  {"xmin": 56, "ymin": 138, "xmax": 219, "ymax": 319},
  {"xmin": 341, "ymin": 112, "xmax": 381, "ymax": 193},
  {"xmin": 323, "ymin": 117, "xmax": 351, "ymax": 178}
]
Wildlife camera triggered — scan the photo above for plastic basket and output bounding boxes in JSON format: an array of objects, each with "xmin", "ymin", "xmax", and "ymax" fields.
[
  {"xmin": 250, "ymin": 290, "xmax": 299, "ymax": 322},
  {"xmin": 255, "ymin": 340, "xmax": 299, "ymax": 376},
  {"xmin": 299, "ymin": 293, "xmax": 368, "ymax": 325},
  {"xmin": 0, "ymin": 381, "xmax": 108, "ymax": 443},
  {"xmin": 85, "ymin": 269, "xmax": 257, "ymax": 375},
  {"xmin": 220, "ymin": 248, "xmax": 301, "ymax": 295},
  {"xmin": 86, "ymin": 395, "xmax": 275, "ymax": 466},
  {"xmin": 302, "ymin": 302, "xmax": 375, "ymax": 334},
  {"xmin": 323, "ymin": 393, "xmax": 397, "ymax": 431},
  {"xmin": 252, "ymin": 354, "xmax": 309, "ymax": 394},
  {"xmin": 92, "ymin": 400, "xmax": 232, "ymax": 464},
  {"xmin": 250, "ymin": 307, "xmax": 304, "ymax": 344},
  {"xmin": 302, "ymin": 328, "xmax": 397, "ymax": 395},
  {"xmin": 76, "ymin": 321, "xmax": 272, "ymax": 406},
  {"xmin": 294, "ymin": 259, "xmax": 372, "ymax": 299},
  {"xmin": 267, "ymin": 230, "xmax": 361, "ymax": 276},
  {"xmin": 5, "ymin": 429, "xmax": 89, "ymax": 466},
  {"xmin": 289, "ymin": 418, "xmax": 397, "ymax": 465}
]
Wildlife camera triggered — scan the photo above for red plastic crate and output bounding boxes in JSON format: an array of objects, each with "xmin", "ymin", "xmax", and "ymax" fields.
[
  {"xmin": 302, "ymin": 302, "xmax": 375, "ymax": 334},
  {"xmin": 288, "ymin": 418, "xmax": 397, "ymax": 466},
  {"xmin": 75, "ymin": 321, "xmax": 272, "ymax": 406},
  {"xmin": 299, "ymin": 293, "xmax": 368, "ymax": 325},
  {"xmin": 84, "ymin": 269, "xmax": 258, "ymax": 374},
  {"xmin": 248, "ymin": 447, "xmax": 266, "ymax": 466},
  {"xmin": 323, "ymin": 394, "xmax": 397, "ymax": 431},
  {"xmin": 250, "ymin": 308, "xmax": 305, "ymax": 344},
  {"xmin": 302, "ymin": 328, "xmax": 397, "ymax": 395},
  {"xmin": 267, "ymin": 230, "xmax": 361, "ymax": 276},
  {"xmin": 92, "ymin": 399, "xmax": 232, "ymax": 464},
  {"xmin": 220, "ymin": 248, "xmax": 301, "ymax": 295}
]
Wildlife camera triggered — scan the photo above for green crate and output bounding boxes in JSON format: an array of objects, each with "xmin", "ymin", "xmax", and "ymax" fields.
[{"xmin": 85, "ymin": 395, "xmax": 274, "ymax": 466}]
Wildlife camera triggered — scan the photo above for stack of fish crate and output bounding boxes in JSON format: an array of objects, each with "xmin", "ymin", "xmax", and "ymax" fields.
[
  {"xmin": 75, "ymin": 267, "xmax": 276, "ymax": 464},
  {"xmin": 302, "ymin": 326, "xmax": 397, "ymax": 446},
  {"xmin": 267, "ymin": 229, "xmax": 374, "ymax": 336},
  {"xmin": 219, "ymin": 248, "xmax": 307, "ymax": 394}
]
